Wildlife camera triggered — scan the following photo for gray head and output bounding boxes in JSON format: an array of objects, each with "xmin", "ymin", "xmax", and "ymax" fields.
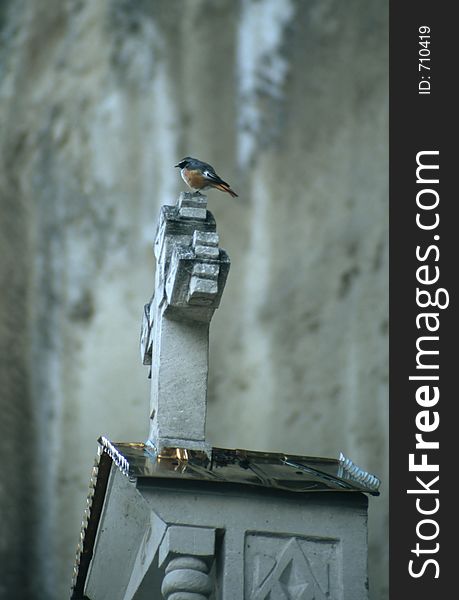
[
  {"xmin": 174, "ymin": 157, "xmax": 214, "ymax": 171},
  {"xmin": 175, "ymin": 157, "xmax": 196, "ymax": 169}
]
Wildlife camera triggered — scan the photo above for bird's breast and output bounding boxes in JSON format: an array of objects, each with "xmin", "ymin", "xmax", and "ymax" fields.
[{"xmin": 181, "ymin": 168, "xmax": 207, "ymax": 190}]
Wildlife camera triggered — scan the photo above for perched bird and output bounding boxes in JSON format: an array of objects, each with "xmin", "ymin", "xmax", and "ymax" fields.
[{"xmin": 175, "ymin": 157, "xmax": 238, "ymax": 197}]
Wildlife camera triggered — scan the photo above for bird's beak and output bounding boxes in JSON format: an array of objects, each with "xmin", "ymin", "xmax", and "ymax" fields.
[{"xmin": 174, "ymin": 163, "xmax": 180, "ymax": 168}]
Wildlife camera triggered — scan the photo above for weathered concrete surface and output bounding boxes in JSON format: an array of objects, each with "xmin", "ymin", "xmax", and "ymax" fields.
[
  {"xmin": 0, "ymin": 1, "xmax": 388, "ymax": 599},
  {"xmin": 0, "ymin": 107, "xmax": 36, "ymax": 600}
]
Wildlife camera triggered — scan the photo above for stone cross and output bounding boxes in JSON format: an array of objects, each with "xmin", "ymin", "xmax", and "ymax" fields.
[{"xmin": 140, "ymin": 192, "xmax": 230, "ymax": 456}]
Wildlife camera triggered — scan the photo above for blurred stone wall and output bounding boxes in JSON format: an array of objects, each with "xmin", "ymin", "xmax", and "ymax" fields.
[{"xmin": 0, "ymin": 1, "xmax": 388, "ymax": 598}]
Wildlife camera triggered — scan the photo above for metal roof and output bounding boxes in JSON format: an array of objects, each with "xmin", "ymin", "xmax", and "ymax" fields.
[{"xmin": 100, "ymin": 436, "xmax": 380, "ymax": 495}]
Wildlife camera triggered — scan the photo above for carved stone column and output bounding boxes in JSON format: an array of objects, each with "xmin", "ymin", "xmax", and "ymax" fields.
[{"xmin": 159, "ymin": 526, "xmax": 215, "ymax": 600}]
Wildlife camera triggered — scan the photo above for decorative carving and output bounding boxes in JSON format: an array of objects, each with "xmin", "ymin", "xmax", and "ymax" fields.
[
  {"xmin": 245, "ymin": 534, "xmax": 340, "ymax": 600},
  {"xmin": 161, "ymin": 556, "xmax": 213, "ymax": 600},
  {"xmin": 149, "ymin": 191, "xmax": 230, "ymax": 324},
  {"xmin": 158, "ymin": 525, "xmax": 216, "ymax": 600}
]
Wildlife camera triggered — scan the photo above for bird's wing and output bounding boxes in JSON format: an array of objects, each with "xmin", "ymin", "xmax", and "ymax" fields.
[{"xmin": 202, "ymin": 168, "xmax": 229, "ymax": 186}]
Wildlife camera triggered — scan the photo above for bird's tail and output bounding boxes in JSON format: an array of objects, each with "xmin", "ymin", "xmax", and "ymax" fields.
[{"xmin": 212, "ymin": 182, "xmax": 239, "ymax": 197}]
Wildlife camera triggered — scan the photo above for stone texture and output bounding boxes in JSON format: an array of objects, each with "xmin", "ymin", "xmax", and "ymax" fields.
[
  {"xmin": 0, "ymin": 1, "xmax": 388, "ymax": 598},
  {"xmin": 146, "ymin": 196, "xmax": 229, "ymax": 453},
  {"xmin": 158, "ymin": 526, "xmax": 216, "ymax": 567},
  {"xmin": 85, "ymin": 466, "xmax": 369, "ymax": 600}
]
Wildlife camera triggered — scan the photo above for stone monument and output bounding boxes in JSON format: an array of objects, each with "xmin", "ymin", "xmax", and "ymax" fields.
[{"xmin": 71, "ymin": 192, "xmax": 380, "ymax": 600}]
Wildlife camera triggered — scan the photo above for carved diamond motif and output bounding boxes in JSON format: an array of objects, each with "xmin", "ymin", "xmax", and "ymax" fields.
[{"xmin": 245, "ymin": 534, "xmax": 340, "ymax": 600}]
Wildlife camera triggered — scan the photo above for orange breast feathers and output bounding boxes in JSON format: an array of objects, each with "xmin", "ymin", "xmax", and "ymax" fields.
[{"xmin": 183, "ymin": 168, "xmax": 207, "ymax": 190}]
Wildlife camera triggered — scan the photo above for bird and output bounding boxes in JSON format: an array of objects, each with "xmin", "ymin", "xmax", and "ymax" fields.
[{"xmin": 175, "ymin": 157, "xmax": 238, "ymax": 197}]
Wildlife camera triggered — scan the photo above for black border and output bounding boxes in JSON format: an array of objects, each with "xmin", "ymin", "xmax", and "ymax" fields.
[{"xmin": 390, "ymin": 3, "xmax": 455, "ymax": 597}]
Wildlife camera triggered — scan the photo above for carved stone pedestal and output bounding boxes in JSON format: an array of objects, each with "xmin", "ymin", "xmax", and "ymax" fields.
[{"xmin": 72, "ymin": 440, "xmax": 378, "ymax": 600}]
